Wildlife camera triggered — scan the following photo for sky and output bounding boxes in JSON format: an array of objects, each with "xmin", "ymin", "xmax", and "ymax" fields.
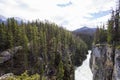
[{"xmin": 0, "ymin": 0, "xmax": 117, "ymax": 31}]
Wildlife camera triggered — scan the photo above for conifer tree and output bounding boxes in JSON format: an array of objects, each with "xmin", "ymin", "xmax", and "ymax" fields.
[
  {"xmin": 57, "ymin": 60, "xmax": 64, "ymax": 80},
  {"xmin": 94, "ymin": 27, "xmax": 100, "ymax": 44},
  {"xmin": 0, "ymin": 23, "xmax": 6, "ymax": 51}
]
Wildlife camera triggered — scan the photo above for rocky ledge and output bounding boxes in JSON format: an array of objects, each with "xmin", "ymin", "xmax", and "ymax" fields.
[
  {"xmin": 0, "ymin": 73, "xmax": 14, "ymax": 80},
  {"xmin": 90, "ymin": 44, "xmax": 120, "ymax": 80}
]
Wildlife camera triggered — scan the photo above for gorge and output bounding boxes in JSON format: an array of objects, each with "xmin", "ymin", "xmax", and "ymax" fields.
[{"xmin": 0, "ymin": 0, "xmax": 120, "ymax": 79}]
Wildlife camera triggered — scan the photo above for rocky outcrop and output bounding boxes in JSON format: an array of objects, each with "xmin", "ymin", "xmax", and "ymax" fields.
[
  {"xmin": 0, "ymin": 73, "xmax": 14, "ymax": 80},
  {"xmin": 0, "ymin": 46, "xmax": 22, "ymax": 64},
  {"xmin": 112, "ymin": 49, "xmax": 120, "ymax": 80},
  {"xmin": 90, "ymin": 45, "xmax": 120, "ymax": 80}
]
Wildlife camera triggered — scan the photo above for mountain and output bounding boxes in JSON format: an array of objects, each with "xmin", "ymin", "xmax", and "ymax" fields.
[
  {"xmin": 14, "ymin": 17, "xmax": 28, "ymax": 23},
  {"xmin": 74, "ymin": 26, "xmax": 96, "ymax": 35},
  {"xmin": 0, "ymin": 15, "xmax": 27, "ymax": 23},
  {"xmin": 0, "ymin": 15, "xmax": 7, "ymax": 22}
]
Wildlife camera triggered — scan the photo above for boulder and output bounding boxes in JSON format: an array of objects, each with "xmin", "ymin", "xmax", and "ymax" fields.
[
  {"xmin": 0, "ymin": 73, "xmax": 14, "ymax": 80},
  {"xmin": 0, "ymin": 46, "xmax": 22, "ymax": 64}
]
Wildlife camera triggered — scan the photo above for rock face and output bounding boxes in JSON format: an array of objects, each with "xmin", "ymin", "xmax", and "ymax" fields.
[
  {"xmin": 0, "ymin": 46, "xmax": 22, "ymax": 64},
  {"xmin": 90, "ymin": 45, "xmax": 120, "ymax": 80},
  {"xmin": 112, "ymin": 49, "xmax": 120, "ymax": 80}
]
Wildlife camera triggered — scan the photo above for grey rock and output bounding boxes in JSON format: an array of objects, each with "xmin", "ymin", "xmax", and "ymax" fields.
[
  {"xmin": 0, "ymin": 73, "xmax": 14, "ymax": 80},
  {"xmin": 90, "ymin": 45, "xmax": 120, "ymax": 80},
  {"xmin": 0, "ymin": 46, "xmax": 22, "ymax": 64},
  {"xmin": 112, "ymin": 49, "xmax": 120, "ymax": 80}
]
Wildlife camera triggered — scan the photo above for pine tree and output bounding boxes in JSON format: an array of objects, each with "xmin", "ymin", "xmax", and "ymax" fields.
[
  {"xmin": 107, "ymin": 10, "xmax": 115, "ymax": 44},
  {"xmin": 57, "ymin": 60, "xmax": 64, "ymax": 80},
  {"xmin": 0, "ymin": 23, "xmax": 6, "ymax": 51},
  {"xmin": 6, "ymin": 18, "xmax": 14, "ymax": 48},
  {"xmin": 114, "ymin": 9, "xmax": 119, "ymax": 42},
  {"xmin": 94, "ymin": 27, "xmax": 100, "ymax": 44}
]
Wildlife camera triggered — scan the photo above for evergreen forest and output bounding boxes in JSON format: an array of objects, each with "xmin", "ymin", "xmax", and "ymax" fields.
[{"xmin": 0, "ymin": 18, "xmax": 88, "ymax": 80}]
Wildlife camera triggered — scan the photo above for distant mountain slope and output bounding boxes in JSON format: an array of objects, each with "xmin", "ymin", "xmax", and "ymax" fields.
[
  {"xmin": 0, "ymin": 15, "xmax": 7, "ymax": 22},
  {"xmin": 0, "ymin": 15, "xmax": 27, "ymax": 23},
  {"xmin": 73, "ymin": 27, "xmax": 97, "ymax": 49},
  {"xmin": 74, "ymin": 26, "xmax": 96, "ymax": 36}
]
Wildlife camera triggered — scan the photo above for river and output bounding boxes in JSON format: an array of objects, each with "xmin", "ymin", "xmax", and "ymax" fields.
[{"xmin": 75, "ymin": 50, "xmax": 93, "ymax": 80}]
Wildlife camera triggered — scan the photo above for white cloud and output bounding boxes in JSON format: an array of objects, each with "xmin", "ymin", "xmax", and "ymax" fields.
[{"xmin": 0, "ymin": 0, "xmax": 117, "ymax": 31}]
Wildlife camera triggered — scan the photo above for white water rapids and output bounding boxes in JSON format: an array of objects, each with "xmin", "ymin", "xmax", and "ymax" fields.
[{"xmin": 75, "ymin": 50, "xmax": 93, "ymax": 80}]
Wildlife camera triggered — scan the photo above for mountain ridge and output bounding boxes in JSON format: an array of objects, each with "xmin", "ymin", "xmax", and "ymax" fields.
[
  {"xmin": 74, "ymin": 26, "xmax": 97, "ymax": 35},
  {"xmin": 0, "ymin": 15, "xmax": 27, "ymax": 23}
]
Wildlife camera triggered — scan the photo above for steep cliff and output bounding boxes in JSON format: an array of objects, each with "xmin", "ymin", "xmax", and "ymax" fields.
[{"xmin": 90, "ymin": 45, "xmax": 120, "ymax": 80}]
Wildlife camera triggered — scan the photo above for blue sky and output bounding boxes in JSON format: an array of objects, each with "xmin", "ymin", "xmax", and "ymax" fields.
[
  {"xmin": 90, "ymin": 10, "xmax": 111, "ymax": 20},
  {"xmin": 0, "ymin": 0, "xmax": 117, "ymax": 31}
]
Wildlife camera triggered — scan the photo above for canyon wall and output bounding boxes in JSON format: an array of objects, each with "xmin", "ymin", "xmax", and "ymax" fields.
[{"xmin": 90, "ymin": 45, "xmax": 120, "ymax": 80}]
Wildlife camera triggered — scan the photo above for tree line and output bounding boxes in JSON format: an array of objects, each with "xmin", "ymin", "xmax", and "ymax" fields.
[{"xmin": 94, "ymin": 5, "xmax": 120, "ymax": 46}]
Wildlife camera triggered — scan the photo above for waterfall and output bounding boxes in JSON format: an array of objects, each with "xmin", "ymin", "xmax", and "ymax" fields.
[{"xmin": 75, "ymin": 50, "xmax": 93, "ymax": 80}]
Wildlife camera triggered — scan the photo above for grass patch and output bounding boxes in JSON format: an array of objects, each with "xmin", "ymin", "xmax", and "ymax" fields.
[{"xmin": 5, "ymin": 71, "xmax": 41, "ymax": 80}]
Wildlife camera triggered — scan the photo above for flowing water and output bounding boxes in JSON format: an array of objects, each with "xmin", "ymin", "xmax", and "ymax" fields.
[{"xmin": 75, "ymin": 50, "xmax": 93, "ymax": 80}]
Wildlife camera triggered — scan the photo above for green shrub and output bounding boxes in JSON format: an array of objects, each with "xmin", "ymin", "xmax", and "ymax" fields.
[
  {"xmin": 116, "ymin": 45, "xmax": 120, "ymax": 50},
  {"xmin": 6, "ymin": 71, "xmax": 40, "ymax": 80}
]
